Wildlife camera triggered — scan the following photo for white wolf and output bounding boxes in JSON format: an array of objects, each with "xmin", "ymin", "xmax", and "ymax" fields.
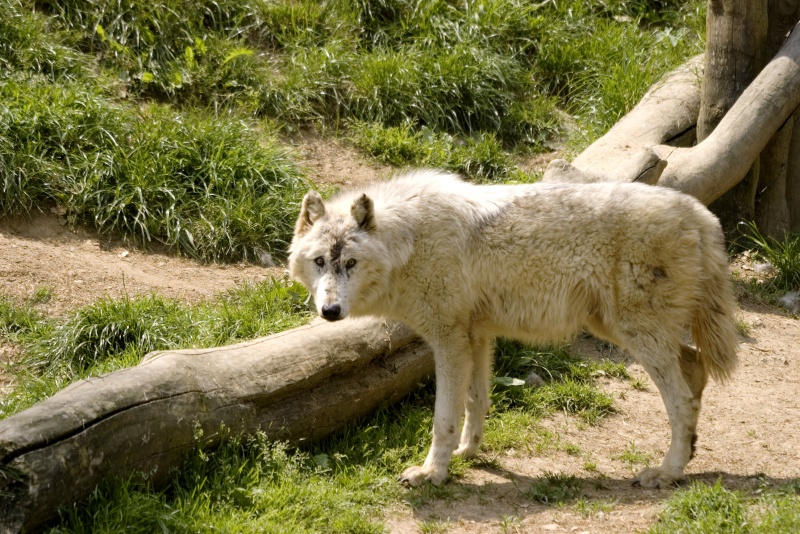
[{"xmin": 288, "ymin": 170, "xmax": 738, "ymax": 488}]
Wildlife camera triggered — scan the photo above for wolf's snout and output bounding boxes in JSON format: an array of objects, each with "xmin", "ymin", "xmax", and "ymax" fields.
[{"xmin": 321, "ymin": 303, "xmax": 342, "ymax": 321}]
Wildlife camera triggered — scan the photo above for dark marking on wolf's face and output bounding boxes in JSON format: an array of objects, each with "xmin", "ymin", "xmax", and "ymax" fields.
[{"xmin": 330, "ymin": 239, "xmax": 345, "ymax": 274}]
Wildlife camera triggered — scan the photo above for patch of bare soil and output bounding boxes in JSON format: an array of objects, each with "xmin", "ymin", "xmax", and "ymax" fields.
[
  {"xmin": 1, "ymin": 134, "xmax": 797, "ymax": 532},
  {"xmin": 0, "ymin": 213, "xmax": 284, "ymax": 316},
  {"xmin": 284, "ymin": 128, "xmax": 393, "ymax": 189}
]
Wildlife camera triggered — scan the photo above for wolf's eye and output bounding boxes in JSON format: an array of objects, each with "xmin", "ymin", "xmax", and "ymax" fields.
[
  {"xmin": 345, "ymin": 258, "xmax": 357, "ymax": 269},
  {"xmin": 314, "ymin": 257, "xmax": 325, "ymax": 267}
]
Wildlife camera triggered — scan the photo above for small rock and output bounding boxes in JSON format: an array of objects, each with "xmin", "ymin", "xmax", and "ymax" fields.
[
  {"xmin": 753, "ymin": 262, "xmax": 775, "ymax": 275},
  {"xmin": 524, "ymin": 371, "xmax": 545, "ymax": 389},
  {"xmin": 778, "ymin": 291, "xmax": 800, "ymax": 314},
  {"xmin": 258, "ymin": 250, "xmax": 276, "ymax": 267},
  {"xmin": 118, "ymin": 250, "xmax": 129, "ymax": 258}
]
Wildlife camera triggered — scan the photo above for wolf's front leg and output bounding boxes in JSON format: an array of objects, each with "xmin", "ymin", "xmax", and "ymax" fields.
[
  {"xmin": 454, "ymin": 334, "xmax": 493, "ymax": 458},
  {"xmin": 399, "ymin": 333, "xmax": 472, "ymax": 486}
]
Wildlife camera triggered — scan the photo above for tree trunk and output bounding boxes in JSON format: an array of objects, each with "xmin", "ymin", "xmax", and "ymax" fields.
[
  {"xmin": 702, "ymin": 0, "xmax": 800, "ymax": 237},
  {"xmin": 0, "ymin": 318, "xmax": 433, "ymax": 534},
  {"xmin": 544, "ymin": 20, "xmax": 800, "ymax": 209},
  {"xmin": 754, "ymin": 0, "xmax": 800, "ymax": 235},
  {"xmin": 697, "ymin": 0, "xmax": 768, "ymax": 139},
  {"xmin": 787, "ymin": 109, "xmax": 800, "ymax": 231},
  {"xmin": 756, "ymin": 114, "xmax": 793, "ymax": 236},
  {"xmin": 681, "ymin": 0, "xmax": 765, "ymax": 230}
]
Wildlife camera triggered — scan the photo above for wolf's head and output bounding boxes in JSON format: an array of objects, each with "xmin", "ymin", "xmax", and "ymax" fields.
[{"xmin": 288, "ymin": 190, "xmax": 393, "ymax": 321}]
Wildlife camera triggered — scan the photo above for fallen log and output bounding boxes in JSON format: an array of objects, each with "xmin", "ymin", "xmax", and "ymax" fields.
[
  {"xmin": 0, "ymin": 318, "xmax": 433, "ymax": 534},
  {"xmin": 542, "ymin": 54, "xmax": 703, "ymax": 185}
]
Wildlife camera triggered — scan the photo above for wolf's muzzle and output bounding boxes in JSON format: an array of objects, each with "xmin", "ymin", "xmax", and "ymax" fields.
[{"xmin": 321, "ymin": 304, "xmax": 342, "ymax": 321}]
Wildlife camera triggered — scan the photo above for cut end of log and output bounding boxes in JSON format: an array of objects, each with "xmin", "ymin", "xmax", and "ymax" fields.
[{"xmin": 542, "ymin": 148, "xmax": 667, "ymax": 185}]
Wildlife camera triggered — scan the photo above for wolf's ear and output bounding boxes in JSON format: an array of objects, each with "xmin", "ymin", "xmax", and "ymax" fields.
[
  {"xmin": 351, "ymin": 194, "xmax": 376, "ymax": 232},
  {"xmin": 295, "ymin": 190, "xmax": 325, "ymax": 237}
]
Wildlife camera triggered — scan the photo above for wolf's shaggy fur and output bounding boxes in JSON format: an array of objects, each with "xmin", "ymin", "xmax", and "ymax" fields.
[{"xmin": 289, "ymin": 170, "xmax": 738, "ymax": 488}]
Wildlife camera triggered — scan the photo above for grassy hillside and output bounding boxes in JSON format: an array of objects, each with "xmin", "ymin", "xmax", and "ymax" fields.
[{"xmin": 2, "ymin": 0, "xmax": 705, "ymax": 261}]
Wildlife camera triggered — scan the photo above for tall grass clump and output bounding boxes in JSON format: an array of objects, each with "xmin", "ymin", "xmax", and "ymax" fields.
[
  {"xmin": 349, "ymin": 44, "xmax": 530, "ymax": 135},
  {"xmin": 258, "ymin": 40, "xmax": 356, "ymax": 125},
  {"xmin": 356, "ymin": 0, "xmax": 543, "ymax": 58},
  {"xmin": 0, "ymin": 279, "xmax": 310, "ymax": 418},
  {"xmin": 740, "ymin": 222, "xmax": 800, "ymax": 292},
  {"xmin": 33, "ymin": 294, "xmax": 196, "ymax": 372},
  {"xmin": 210, "ymin": 279, "xmax": 310, "ymax": 343},
  {"xmin": 74, "ymin": 106, "xmax": 307, "ymax": 261},
  {"xmin": 0, "ymin": 0, "xmax": 87, "ymax": 78},
  {"xmin": 0, "ymin": 76, "xmax": 307, "ymax": 261},
  {"xmin": 258, "ymin": 0, "xmax": 361, "ymax": 50},
  {"xmin": 44, "ymin": 0, "xmax": 272, "ymax": 103},
  {"xmin": 651, "ymin": 478, "xmax": 800, "ymax": 533},
  {"xmin": 350, "ymin": 121, "xmax": 513, "ymax": 181},
  {"xmin": 0, "ymin": 295, "xmax": 45, "ymax": 339},
  {"xmin": 0, "ymin": 76, "xmax": 127, "ymax": 215},
  {"xmin": 650, "ymin": 480, "xmax": 748, "ymax": 534}
]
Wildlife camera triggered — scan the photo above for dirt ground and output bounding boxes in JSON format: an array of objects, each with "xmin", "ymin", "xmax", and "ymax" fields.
[{"xmin": 1, "ymin": 134, "xmax": 798, "ymax": 532}]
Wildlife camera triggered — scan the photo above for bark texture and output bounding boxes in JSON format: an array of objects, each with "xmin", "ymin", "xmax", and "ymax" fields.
[{"xmin": 700, "ymin": 0, "xmax": 767, "ymax": 230}]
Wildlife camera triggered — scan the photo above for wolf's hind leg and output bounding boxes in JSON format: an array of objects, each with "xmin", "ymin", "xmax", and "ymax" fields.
[
  {"xmin": 454, "ymin": 334, "xmax": 493, "ymax": 458},
  {"xmin": 679, "ymin": 343, "xmax": 708, "ymax": 403},
  {"xmin": 629, "ymin": 337, "xmax": 702, "ymax": 488},
  {"xmin": 678, "ymin": 343, "xmax": 708, "ymax": 460},
  {"xmin": 399, "ymin": 331, "xmax": 473, "ymax": 486}
]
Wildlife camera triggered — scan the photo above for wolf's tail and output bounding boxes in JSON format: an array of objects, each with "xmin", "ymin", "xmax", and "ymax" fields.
[{"xmin": 691, "ymin": 217, "xmax": 739, "ymax": 382}]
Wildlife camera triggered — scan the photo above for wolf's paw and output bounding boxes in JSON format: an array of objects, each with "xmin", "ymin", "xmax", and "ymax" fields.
[
  {"xmin": 453, "ymin": 443, "xmax": 480, "ymax": 459},
  {"xmin": 632, "ymin": 467, "xmax": 684, "ymax": 489},
  {"xmin": 398, "ymin": 465, "xmax": 448, "ymax": 487}
]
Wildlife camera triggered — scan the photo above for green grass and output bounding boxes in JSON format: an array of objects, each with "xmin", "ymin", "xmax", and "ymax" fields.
[
  {"xmin": 739, "ymin": 222, "xmax": 800, "ymax": 293},
  {"xmin": 0, "ymin": 76, "xmax": 307, "ymax": 261},
  {"xmin": 2, "ymin": 285, "xmax": 633, "ymax": 532},
  {"xmin": 0, "ymin": 1, "xmax": 88, "ymax": 78},
  {"xmin": 650, "ymin": 479, "xmax": 800, "ymax": 533},
  {"xmin": 525, "ymin": 472, "xmax": 583, "ymax": 504},
  {"xmin": 54, "ymin": 434, "xmax": 393, "ymax": 534},
  {"xmin": 349, "ymin": 121, "xmax": 525, "ymax": 182},
  {"xmin": 573, "ymin": 497, "xmax": 616, "ymax": 518},
  {"xmin": 0, "ymin": 0, "xmax": 707, "ymax": 259},
  {"xmin": 616, "ymin": 442, "xmax": 652, "ymax": 472},
  {"xmin": 491, "ymin": 339, "xmax": 625, "ymax": 425}
]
